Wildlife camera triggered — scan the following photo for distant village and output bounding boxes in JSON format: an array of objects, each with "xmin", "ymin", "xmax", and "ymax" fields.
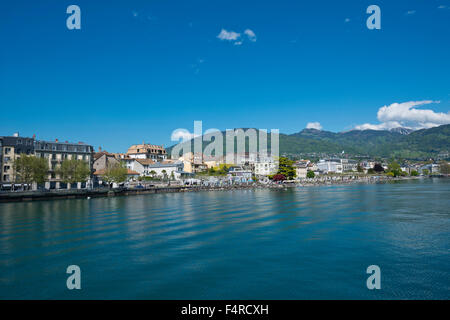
[{"xmin": 0, "ymin": 132, "xmax": 448, "ymax": 191}]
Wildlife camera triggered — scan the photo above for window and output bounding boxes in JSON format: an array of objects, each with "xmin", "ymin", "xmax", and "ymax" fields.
[
  {"xmin": 5, "ymin": 148, "xmax": 11, "ymax": 155},
  {"xmin": 4, "ymin": 166, "xmax": 10, "ymax": 171}
]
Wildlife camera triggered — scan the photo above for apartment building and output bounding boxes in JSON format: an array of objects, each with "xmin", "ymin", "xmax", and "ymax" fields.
[
  {"xmin": 0, "ymin": 133, "xmax": 94, "ymax": 189},
  {"xmin": 34, "ymin": 139, "xmax": 94, "ymax": 189},
  {"xmin": 126, "ymin": 143, "xmax": 167, "ymax": 161},
  {"xmin": 0, "ymin": 134, "xmax": 35, "ymax": 186}
]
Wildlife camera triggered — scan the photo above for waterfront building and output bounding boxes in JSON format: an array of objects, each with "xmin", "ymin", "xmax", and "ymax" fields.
[
  {"xmin": 294, "ymin": 161, "xmax": 309, "ymax": 179},
  {"xmin": 0, "ymin": 134, "xmax": 36, "ymax": 188},
  {"xmin": 317, "ymin": 159, "xmax": 343, "ymax": 174},
  {"xmin": 228, "ymin": 166, "xmax": 253, "ymax": 179},
  {"xmin": 179, "ymin": 153, "xmax": 208, "ymax": 173},
  {"xmin": 34, "ymin": 139, "xmax": 94, "ymax": 189},
  {"xmin": 0, "ymin": 133, "xmax": 94, "ymax": 190},
  {"xmin": 254, "ymin": 161, "xmax": 278, "ymax": 176},
  {"xmin": 145, "ymin": 161, "xmax": 185, "ymax": 180},
  {"xmin": 126, "ymin": 142, "xmax": 167, "ymax": 161},
  {"xmin": 93, "ymin": 151, "xmax": 120, "ymax": 172}
]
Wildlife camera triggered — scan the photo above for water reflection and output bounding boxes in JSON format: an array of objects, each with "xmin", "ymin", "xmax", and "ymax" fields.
[{"xmin": 0, "ymin": 179, "xmax": 449, "ymax": 299}]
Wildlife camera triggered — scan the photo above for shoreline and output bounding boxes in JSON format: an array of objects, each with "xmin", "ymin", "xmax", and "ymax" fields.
[{"xmin": 0, "ymin": 176, "xmax": 445, "ymax": 203}]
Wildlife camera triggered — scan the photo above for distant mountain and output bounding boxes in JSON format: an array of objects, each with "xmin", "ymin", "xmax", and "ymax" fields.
[
  {"xmin": 389, "ymin": 127, "xmax": 414, "ymax": 135},
  {"xmin": 167, "ymin": 125, "xmax": 450, "ymax": 160}
]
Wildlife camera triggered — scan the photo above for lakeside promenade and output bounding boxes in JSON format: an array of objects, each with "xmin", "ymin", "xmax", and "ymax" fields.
[{"xmin": 0, "ymin": 175, "xmax": 435, "ymax": 203}]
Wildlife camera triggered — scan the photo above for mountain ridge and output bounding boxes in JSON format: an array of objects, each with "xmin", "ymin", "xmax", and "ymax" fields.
[{"xmin": 167, "ymin": 124, "xmax": 450, "ymax": 160}]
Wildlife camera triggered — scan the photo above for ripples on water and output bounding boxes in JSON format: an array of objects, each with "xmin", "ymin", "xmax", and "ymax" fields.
[{"xmin": 0, "ymin": 179, "xmax": 449, "ymax": 299}]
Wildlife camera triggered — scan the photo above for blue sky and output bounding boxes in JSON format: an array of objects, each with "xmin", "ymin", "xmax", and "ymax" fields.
[{"xmin": 0, "ymin": 0, "xmax": 449, "ymax": 152}]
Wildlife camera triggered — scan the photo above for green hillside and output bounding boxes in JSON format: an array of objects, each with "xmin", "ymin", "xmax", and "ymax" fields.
[{"xmin": 167, "ymin": 125, "xmax": 450, "ymax": 160}]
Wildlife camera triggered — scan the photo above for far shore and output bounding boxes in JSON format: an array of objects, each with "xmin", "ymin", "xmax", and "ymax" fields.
[{"xmin": 0, "ymin": 175, "xmax": 446, "ymax": 204}]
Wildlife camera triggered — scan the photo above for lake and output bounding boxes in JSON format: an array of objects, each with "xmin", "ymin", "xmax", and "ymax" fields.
[{"xmin": 0, "ymin": 178, "xmax": 449, "ymax": 299}]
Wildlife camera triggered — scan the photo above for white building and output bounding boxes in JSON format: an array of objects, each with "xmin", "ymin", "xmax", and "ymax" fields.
[
  {"xmin": 254, "ymin": 161, "xmax": 278, "ymax": 176},
  {"xmin": 317, "ymin": 159, "xmax": 343, "ymax": 174}
]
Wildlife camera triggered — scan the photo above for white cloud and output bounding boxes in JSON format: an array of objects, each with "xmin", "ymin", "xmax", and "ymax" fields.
[
  {"xmin": 354, "ymin": 100, "xmax": 450, "ymax": 131},
  {"xmin": 244, "ymin": 29, "xmax": 257, "ymax": 42},
  {"xmin": 345, "ymin": 18, "xmax": 350, "ymax": 23},
  {"xmin": 217, "ymin": 29, "xmax": 241, "ymax": 41},
  {"xmin": 217, "ymin": 28, "xmax": 256, "ymax": 45},
  {"xmin": 438, "ymin": 5, "xmax": 448, "ymax": 9},
  {"xmin": 406, "ymin": 10, "xmax": 416, "ymax": 15},
  {"xmin": 306, "ymin": 122, "xmax": 323, "ymax": 130},
  {"xmin": 171, "ymin": 129, "xmax": 199, "ymax": 142}
]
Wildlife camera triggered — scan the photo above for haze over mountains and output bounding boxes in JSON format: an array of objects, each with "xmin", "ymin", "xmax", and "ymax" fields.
[{"xmin": 168, "ymin": 124, "xmax": 450, "ymax": 160}]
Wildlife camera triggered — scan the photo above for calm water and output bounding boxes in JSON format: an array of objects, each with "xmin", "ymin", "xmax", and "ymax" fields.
[{"xmin": 0, "ymin": 179, "xmax": 449, "ymax": 299}]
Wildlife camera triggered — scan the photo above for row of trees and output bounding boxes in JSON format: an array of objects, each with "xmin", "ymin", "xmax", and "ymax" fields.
[{"xmin": 12, "ymin": 156, "xmax": 92, "ymax": 190}]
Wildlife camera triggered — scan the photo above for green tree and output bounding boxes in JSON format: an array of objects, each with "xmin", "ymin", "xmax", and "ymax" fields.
[
  {"xmin": 277, "ymin": 157, "xmax": 296, "ymax": 180},
  {"xmin": 33, "ymin": 157, "xmax": 49, "ymax": 185},
  {"xmin": 103, "ymin": 162, "xmax": 128, "ymax": 186},
  {"xmin": 387, "ymin": 161, "xmax": 402, "ymax": 177},
  {"xmin": 422, "ymin": 169, "xmax": 430, "ymax": 176},
  {"xmin": 13, "ymin": 155, "xmax": 35, "ymax": 189},
  {"xmin": 439, "ymin": 161, "xmax": 450, "ymax": 175},
  {"xmin": 13, "ymin": 155, "xmax": 49, "ymax": 190},
  {"xmin": 410, "ymin": 170, "xmax": 419, "ymax": 176},
  {"xmin": 149, "ymin": 170, "xmax": 157, "ymax": 178},
  {"xmin": 58, "ymin": 159, "xmax": 91, "ymax": 186},
  {"xmin": 306, "ymin": 171, "xmax": 315, "ymax": 179}
]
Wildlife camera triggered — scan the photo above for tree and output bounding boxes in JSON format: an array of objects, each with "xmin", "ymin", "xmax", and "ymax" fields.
[
  {"xmin": 367, "ymin": 168, "xmax": 375, "ymax": 174},
  {"xmin": 217, "ymin": 164, "xmax": 230, "ymax": 175},
  {"xmin": 387, "ymin": 161, "xmax": 402, "ymax": 177},
  {"xmin": 422, "ymin": 169, "xmax": 430, "ymax": 176},
  {"xmin": 357, "ymin": 163, "xmax": 364, "ymax": 173},
  {"xmin": 373, "ymin": 163, "xmax": 384, "ymax": 173},
  {"xmin": 277, "ymin": 157, "xmax": 296, "ymax": 180},
  {"xmin": 272, "ymin": 174, "xmax": 286, "ymax": 182},
  {"xmin": 149, "ymin": 170, "xmax": 157, "ymax": 178},
  {"xmin": 13, "ymin": 155, "xmax": 35, "ymax": 189},
  {"xmin": 103, "ymin": 162, "xmax": 128, "ymax": 187},
  {"xmin": 58, "ymin": 159, "xmax": 90, "ymax": 186},
  {"xmin": 13, "ymin": 155, "xmax": 49, "ymax": 190},
  {"xmin": 410, "ymin": 170, "xmax": 419, "ymax": 176},
  {"xmin": 33, "ymin": 157, "xmax": 49, "ymax": 185},
  {"xmin": 439, "ymin": 161, "xmax": 450, "ymax": 175},
  {"xmin": 306, "ymin": 171, "xmax": 315, "ymax": 179}
]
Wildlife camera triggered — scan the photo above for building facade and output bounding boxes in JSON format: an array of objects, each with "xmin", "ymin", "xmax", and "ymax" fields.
[
  {"xmin": 0, "ymin": 133, "xmax": 94, "ymax": 190},
  {"xmin": 0, "ymin": 134, "xmax": 35, "ymax": 187},
  {"xmin": 34, "ymin": 139, "xmax": 94, "ymax": 189},
  {"xmin": 126, "ymin": 143, "xmax": 167, "ymax": 161}
]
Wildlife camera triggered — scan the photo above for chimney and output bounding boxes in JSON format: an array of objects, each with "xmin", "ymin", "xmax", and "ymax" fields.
[
  {"xmin": 55, "ymin": 138, "xmax": 59, "ymax": 143},
  {"xmin": 99, "ymin": 146, "xmax": 102, "ymax": 152},
  {"xmin": 32, "ymin": 134, "xmax": 36, "ymax": 139}
]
